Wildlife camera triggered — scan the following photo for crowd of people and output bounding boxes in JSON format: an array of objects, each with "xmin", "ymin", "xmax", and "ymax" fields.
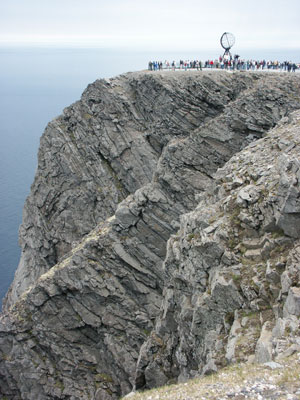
[{"xmin": 148, "ymin": 57, "xmax": 299, "ymax": 72}]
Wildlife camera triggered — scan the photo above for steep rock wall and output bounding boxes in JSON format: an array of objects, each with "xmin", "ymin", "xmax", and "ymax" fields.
[
  {"xmin": 1, "ymin": 72, "xmax": 300, "ymax": 399},
  {"xmin": 136, "ymin": 110, "xmax": 300, "ymax": 389},
  {"xmin": 4, "ymin": 71, "xmax": 253, "ymax": 309}
]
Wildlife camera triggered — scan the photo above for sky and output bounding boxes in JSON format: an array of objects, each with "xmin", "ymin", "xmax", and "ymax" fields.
[{"xmin": 0, "ymin": 0, "xmax": 300, "ymax": 51}]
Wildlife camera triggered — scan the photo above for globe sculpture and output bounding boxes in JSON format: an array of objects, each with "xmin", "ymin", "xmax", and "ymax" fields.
[{"xmin": 220, "ymin": 32, "xmax": 235, "ymax": 60}]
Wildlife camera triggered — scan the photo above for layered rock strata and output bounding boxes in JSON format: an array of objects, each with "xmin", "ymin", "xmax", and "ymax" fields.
[
  {"xmin": 1, "ymin": 71, "xmax": 300, "ymax": 399},
  {"xmin": 136, "ymin": 110, "xmax": 300, "ymax": 389},
  {"xmin": 5, "ymin": 71, "xmax": 257, "ymax": 309}
]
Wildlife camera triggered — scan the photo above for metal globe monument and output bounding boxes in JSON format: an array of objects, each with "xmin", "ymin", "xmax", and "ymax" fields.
[{"xmin": 220, "ymin": 32, "xmax": 235, "ymax": 60}]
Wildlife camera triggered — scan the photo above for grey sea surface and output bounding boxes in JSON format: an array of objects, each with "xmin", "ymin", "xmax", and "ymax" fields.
[{"xmin": 0, "ymin": 46, "xmax": 299, "ymax": 309}]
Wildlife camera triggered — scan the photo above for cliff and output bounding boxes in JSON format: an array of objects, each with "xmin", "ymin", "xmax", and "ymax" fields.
[
  {"xmin": 1, "ymin": 71, "xmax": 300, "ymax": 399},
  {"xmin": 5, "ymin": 71, "xmax": 249, "ymax": 308}
]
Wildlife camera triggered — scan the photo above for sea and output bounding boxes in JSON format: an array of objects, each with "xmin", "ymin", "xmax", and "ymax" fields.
[{"xmin": 0, "ymin": 46, "xmax": 299, "ymax": 309}]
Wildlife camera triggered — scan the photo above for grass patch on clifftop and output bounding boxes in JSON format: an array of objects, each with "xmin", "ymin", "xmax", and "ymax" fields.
[{"xmin": 122, "ymin": 354, "xmax": 300, "ymax": 400}]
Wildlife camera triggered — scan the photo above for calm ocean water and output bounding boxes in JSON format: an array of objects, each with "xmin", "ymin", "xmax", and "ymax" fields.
[{"xmin": 0, "ymin": 46, "xmax": 299, "ymax": 309}]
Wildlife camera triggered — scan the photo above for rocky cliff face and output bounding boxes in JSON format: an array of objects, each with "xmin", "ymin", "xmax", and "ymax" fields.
[
  {"xmin": 4, "ymin": 71, "xmax": 253, "ymax": 309},
  {"xmin": 1, "ymin": 71, "xmax": 300, "ymax": 400},
  {"xmin": 136, "ymin": 110, "xmax": 300, "ymax": 389}
]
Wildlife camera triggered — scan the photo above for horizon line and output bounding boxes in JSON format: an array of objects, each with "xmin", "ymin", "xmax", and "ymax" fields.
[
  {"xmin": 0, "ymin": 42, "xmax": 300, "ymax": 50},
  {"xmin": 0, "ymin": 38, "xmax": 300, "ymax": 52}
]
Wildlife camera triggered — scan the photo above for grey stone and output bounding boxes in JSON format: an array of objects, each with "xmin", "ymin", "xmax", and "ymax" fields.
[
  {"xmin": 226, "ymin": 317, "xmax": 241, "ymax": 363},
  {"xmin": 244, "ymin": 249, "xmax": 262, "ymax": 260},
  {"xmin": 255, "ymin": 322, "xmax": 273, "ymax": 363},
  {"xmin": 2, "ymin": 72, "xmax": 300, "ymax": 399},
  {"xmin": 237, "ymin": 185, "xmax": 260, "ymax": 206},
  {"xmin": 281, "ymin": 271, "xmax": 292, "ymax": 294},
  {"xmin": 284, "ymin": 287, "xmax": 300, "ymax": 317},
  {"xmin": 276, "ymin": 344, "xmax": 300, "ymax": 360},
  {"xmin": 265, "ymin": 263, "xmax": 280, "ymax": 284},
  {"xmin": 263, "ymin": 361, "xmax": 283, "ymax": 369},
  {"xmin": 202, "ymin": 359, "xmax": 218, "ymax": 375},
  {"xmin": 123, "ymin": 392, "xmax": 136, "ymax": 398}
]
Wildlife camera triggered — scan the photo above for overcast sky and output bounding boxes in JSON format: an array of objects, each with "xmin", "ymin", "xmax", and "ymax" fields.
[{"xmin": 0, "ymin": 0, "xmax": 299, "ymax": 51}]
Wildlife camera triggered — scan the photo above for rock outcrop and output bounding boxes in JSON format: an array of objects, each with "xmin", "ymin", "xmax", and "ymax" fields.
[
  {"xmin": 4, "ymin": 71, "xmax": 256, "ymax": 309},
  {"xmin": 1, "ymin": 71, "xmax": 300, "ymax": 399},
  {"xmin": 136, "ymin": 110, "xmax": 300, "ymax": 389}
]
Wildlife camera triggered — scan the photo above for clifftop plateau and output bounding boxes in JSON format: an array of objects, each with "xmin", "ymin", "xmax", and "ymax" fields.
[{"xmin": 1, "ymin": 70, "xmax": 300, "ymax": 399}]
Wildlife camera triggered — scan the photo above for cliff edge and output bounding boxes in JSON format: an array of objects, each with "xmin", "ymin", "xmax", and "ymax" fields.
[{"xmin": 1, "ymin": 71, "xmax": 300, "ymax": 399}]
